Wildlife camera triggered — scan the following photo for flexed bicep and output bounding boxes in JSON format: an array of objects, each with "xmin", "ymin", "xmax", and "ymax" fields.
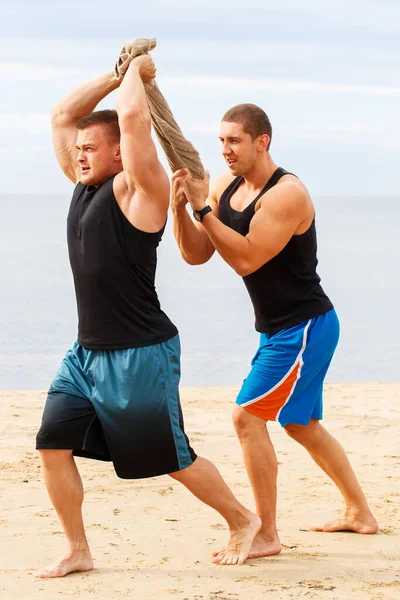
[
  {"xmin": 243, "ymin": 183, "xmax": 311, "ymax": 274},
  {"xmin": 50, "ymin": 70, "xmax": 121, "ymax": 185},
  {"xmin": 51, "ymin": 117, "xmax": 80, "ymax": 184}
]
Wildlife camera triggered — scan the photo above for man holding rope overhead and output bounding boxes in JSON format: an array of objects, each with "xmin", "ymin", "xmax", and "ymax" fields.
[
  {"xmin": 35, "ymin": 50, "xmax": 261, "ymax": 578},
  {"xmin": 170, "ymin": 103, "xmax": 378, "ymax": 564}
]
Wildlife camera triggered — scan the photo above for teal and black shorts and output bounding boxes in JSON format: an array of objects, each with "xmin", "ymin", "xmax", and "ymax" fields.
[{"xmin": 36, "ymin": 335, "xmax": 197, "ymax": 479}]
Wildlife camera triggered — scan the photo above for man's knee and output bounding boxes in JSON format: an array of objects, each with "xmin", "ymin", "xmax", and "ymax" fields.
[
  {"xmin": 284, "ymin": 420, "xmax": 321, "ymax": 446},
  {"xmin": 232, "ymin": 404, "xmax": 264, "ymax": 440},
  {"xmin": 38, "ymin": 448, "xmax": 73, "ymax": 469},
  {"xmin": 168, "ymin": 464, "xmax": 189, "ymax": 482}
]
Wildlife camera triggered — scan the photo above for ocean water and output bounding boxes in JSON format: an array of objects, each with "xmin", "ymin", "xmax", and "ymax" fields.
[{"xmin": 0, "ymin": 193, "xmax": 398, "ymax": 389}]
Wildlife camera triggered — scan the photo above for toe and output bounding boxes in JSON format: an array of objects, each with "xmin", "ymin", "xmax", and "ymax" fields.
[{"xmin": 213, "ymin": 553, "xmax": 224, "ymax": 564}]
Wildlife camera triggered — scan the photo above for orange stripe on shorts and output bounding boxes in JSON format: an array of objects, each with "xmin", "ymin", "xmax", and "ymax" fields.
[{"xmin": 243, "ymin": 361, "xmax": 300, "ymax": 421}]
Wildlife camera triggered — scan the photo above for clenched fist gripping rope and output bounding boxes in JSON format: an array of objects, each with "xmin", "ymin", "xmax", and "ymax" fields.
[{"xmin": 115, "ymin": 37, "xmax": 205, "ymax": 180}]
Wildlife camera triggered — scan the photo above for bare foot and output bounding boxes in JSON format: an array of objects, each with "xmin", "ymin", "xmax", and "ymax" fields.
[
  {"xmin": 311, "ymin": 511, "xmax": 379, "ymax": 534},
  {"xmin": 213, "ymin": 531, "xmax": 282, "ymax": 561},
  {"xmin": 35, "ymin": 550, "xmax": 93, "ymax": 578},
  {"xmin": 247, "ymin": 532, "xmax": 282, "ymax": 558},
  {"xmin": 212, "ymin": 512, "xmax": 261, "ymax": 566}
]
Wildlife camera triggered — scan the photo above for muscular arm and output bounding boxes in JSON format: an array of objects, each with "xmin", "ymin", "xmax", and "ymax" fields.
[
  {"xmin": 170, "ymin": 169, "xmax": 221, "ymax": 265},
  {"xmin": 172, "ymin": 204, "xmax": 215, "ymax": 265},
  {"xmin": 184, "ymin": 178, "xmax": 312, "ymax": 276},
  {"xmin": 116, "ymin": 57, "xmax": 169, "ymax": 232},
  {"xmin": 51, "ymin": 70, "xmax": 120, "ymax": 183}
]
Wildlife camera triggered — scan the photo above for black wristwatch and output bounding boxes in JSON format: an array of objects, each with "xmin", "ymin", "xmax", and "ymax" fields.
[{"xmin": 193, "ymin": 205, "xmax": 212, "ymax": 222}]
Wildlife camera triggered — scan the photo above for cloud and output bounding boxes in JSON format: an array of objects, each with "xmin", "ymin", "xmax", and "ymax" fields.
[
  {"xmin": 0, "ymin": 113, "xmax": 50, "ymax": 133},
  {"xmin": 1, "ymin": 111, "xmax": 399, "ymax": 151},
  {"xmin": 0, "ymin": 62, "xmax": 84, "ymax": 82},
  {"xmin": 0, "ymin": 37, "xmax": 120, "ymax": 62},
  {"xmin": 1, "ymin": 35, "xmax": 398, "ymax": 91},
  {"xmin": 3, "ymin": 0, "xmax": 400, "ymax": 42},
  {"xmin": 0, "ymin": 145, "xmax": 49, "ymax": 153},
  {"xmin": 184, "ymin": 122, "xmax": 400, "ymax": 148},
  {"xmin": 280, "ymin": 124, "xmax": 400, "ymax": 148},
  {"xmin": 160, "ymin": 75, "xmax": 400, "ymax": 96}
]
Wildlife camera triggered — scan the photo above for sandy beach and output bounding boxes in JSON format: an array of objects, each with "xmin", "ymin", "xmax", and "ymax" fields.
[{"xmin": 0, "ymin": 383, "xmax": 399, "ymax": 600}]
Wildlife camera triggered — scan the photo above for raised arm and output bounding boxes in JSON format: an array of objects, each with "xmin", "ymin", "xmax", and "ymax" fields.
[
  {"xmin": 115, "ymin": 55, "xmax": 169, "ymax": 232},
  {"xmin": 51, "ymin": 70, "xmax": 120, "ymax": 183}
]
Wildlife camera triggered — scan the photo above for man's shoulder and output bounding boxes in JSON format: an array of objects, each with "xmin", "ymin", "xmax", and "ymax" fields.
[
  {"xmin": 268, "ymin": 174, "xmax": 310, "ymax": 204},
  {"xmin": 259, "ymin": 175, "xmax": 314, "ymax": 225},
  {"xmin": 276, "ymin": 172, "xmax": 307, "ymax": 191},
  {"xmin": 211, "ymin": 172, "xmax": 237, "ymax": 201}
]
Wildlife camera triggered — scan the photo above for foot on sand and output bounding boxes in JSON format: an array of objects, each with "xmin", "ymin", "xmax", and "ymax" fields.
[
  {"xmin": 35, "ymin": 550, "xmax": 93, "ymax": 578},
  {"xmin": 212, "ymin": 512, "xmax": 261, "ymax": 566},
  {"xmin": 213, "ymin": 531, "xmax": 282, "ymax": 561},
  {"xmin": 311, "ymin": 511, "xmax": 379, "ymax": 534}
]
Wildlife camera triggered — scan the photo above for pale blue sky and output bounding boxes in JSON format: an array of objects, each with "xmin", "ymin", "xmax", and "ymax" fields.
[{"xmin": 1, "ymin": 0, "xmax": 399, "ymax": 196}]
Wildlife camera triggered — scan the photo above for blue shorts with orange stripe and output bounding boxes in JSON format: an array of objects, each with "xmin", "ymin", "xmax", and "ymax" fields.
[{"xmin": 236, "ymin": 309, "xmax": 340, "ymax": 426}]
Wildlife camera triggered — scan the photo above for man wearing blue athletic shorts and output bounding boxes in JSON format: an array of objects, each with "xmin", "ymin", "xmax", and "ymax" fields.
[
  {"xmin": 35, "ymin": 56, "xmax": 261, "ymax": 577},
  {"xmin": 170, "ymin": 103, "xmax": 378, "ymax": 564}
]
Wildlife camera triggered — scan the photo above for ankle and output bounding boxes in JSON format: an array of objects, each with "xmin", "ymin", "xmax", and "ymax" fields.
[
  {"xmin": 226, "ymin": 508, "xmax": 251, "ymax": 529},
  {"xmin": 67, "ymin": 542, "xmax": 91, "ymax": 555},
  {"xmin": 257, "ymin": 527, "xmax": 279, "ymax": 541},
  {"xmin": 344, "ymin": 503, "xmax": 372, "ymax": 518}
]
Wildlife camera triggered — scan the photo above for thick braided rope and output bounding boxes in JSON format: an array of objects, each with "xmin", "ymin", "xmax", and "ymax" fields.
[{"xmin": 115, "ymin": 38, "xmax": 205, "ymax": 179}]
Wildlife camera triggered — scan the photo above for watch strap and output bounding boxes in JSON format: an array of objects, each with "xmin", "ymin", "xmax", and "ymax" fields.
[{"xmin": 193, "ymin": 205, "xmax": 212, "ymax": 222}]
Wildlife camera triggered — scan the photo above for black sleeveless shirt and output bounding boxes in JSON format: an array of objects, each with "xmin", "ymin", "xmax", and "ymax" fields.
[
  {"xmin": 219, "ymin": 167, "xmax": 333, "ymax": 333},
  {"xmin": 67, "ymin": 176, "xmax": 178, "ymax": 349}
]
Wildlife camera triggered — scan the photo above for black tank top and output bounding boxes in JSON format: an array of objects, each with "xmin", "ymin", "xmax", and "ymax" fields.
[
  {"xmin": 67, "ymin": 176, "xmax": 178, "ymax": 349},
  {"xmin": 219, "ymin": 167, "xmax": 333, "ymax": 333}
]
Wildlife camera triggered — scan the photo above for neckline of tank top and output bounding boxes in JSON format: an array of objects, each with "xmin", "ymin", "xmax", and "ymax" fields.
[
  {"xmin": 226, "ymin": 167, "xmax": 294, "ymax": 215},
  {"xmin": 78, "ymin": 174, "xmax": 116, "ymax": 193}
]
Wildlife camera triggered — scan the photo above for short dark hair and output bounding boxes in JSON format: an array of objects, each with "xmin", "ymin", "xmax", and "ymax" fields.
[
  {"xmin": 76, "ymin": 109, "xmax": 120, "ymax": 143},
  {"xmin": 222, "ymin": 103, "xmax": 272, "ymax": 150}
]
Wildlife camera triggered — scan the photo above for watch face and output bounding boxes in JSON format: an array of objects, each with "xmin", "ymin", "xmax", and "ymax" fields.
[{"xmin": 193, "ymin": 206, "xmax": 211, "ymax": 222}]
